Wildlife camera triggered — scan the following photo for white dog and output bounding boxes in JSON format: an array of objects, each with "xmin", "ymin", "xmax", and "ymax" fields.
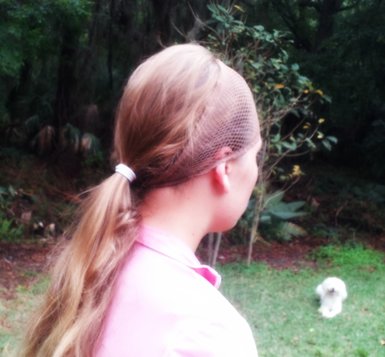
[{"xmin": 316, "ymin": 277, "xmax": 347, "ymax": 318}]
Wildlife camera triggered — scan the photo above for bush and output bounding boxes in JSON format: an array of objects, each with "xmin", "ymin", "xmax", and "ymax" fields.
[
  {"xmin": 312, "ymin": 244, "xmax": 385, "ymax": 271},
  {"xmin": 0, "ymin": 185, "xmax": 23, "ymax": 241},
  {"xmin": 202, "ymin": 4, "xmax": 336, "ymax": 251}
]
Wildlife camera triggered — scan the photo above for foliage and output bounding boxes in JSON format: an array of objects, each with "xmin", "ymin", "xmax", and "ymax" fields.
[
  {"xmin": 0, "ymin": 0, "xmax": 383, "ymax": 179},
  {"xmin": 58, "ymin": 123, "xmax": 102, "ymax": 157},
  {"xmin": 307, "ymin": 165, "xmax": 385, "ymax": 238},
  {"xmin": 310, "ymin": 223, "xmax": 343, "ymax": 243},
  {"xmin": 6, "ymin": 115, "xmax": 103, "ymax": 163},
  {"xmin": 312, "ymin": 243, "xmax": 385, "ymax": 271},
  {"xmin": 319, "ymin": 1, "xmax": 385, "ymax": 130},
  {"xmin": 259, "ymin": 190, "xmax": 306, "ymax": 221},
  {"xmin": 258, "ymin": 190, "xmax": 307, "ymax": 241},
  {"xmin": 203, "ymin": 4, "xmax": 336, "ymax": 250},
  {"xmin": 257, "ymin": 0, "xmax": 385, "ymax": 174},
  {"xmin": 313, "ymin": 167, "xmax": 385, "ymax": 204},
  {"xmin": 0, "ymin": 0, "xmax": 210, "ymax": 157},
  {"xmin": 0, "ymin": 215, "xmax": 23, "ymax": 242},
  {"xmin": 0, "ymin": 185, "xmax": 23, "ymax": 241},
  {"xmin": 0, "ymin": 0, "xmax": 113, "ymax": 172},
  {"xmin": 239, "ymin": 189, "xmax": 308, "ymax": 242},
  {"xmin": 0, "ymin": 0, "xmax": 91, "ymax": 125},
  {"xmin": 360, "ymin": 120, "xmax": 385, "ymax": 180},
  {"xmin": 0, "ymin": 0, "xmax": 382, "ymax": 249},
  {"xmin": 0, "ymin": 153, "xmax": 85, "ymax": 241},
  {"xmin": 82, "ymin": 148, "xmax": 105, "ymax": 169},
  {"xmin": 205, "ymin": 4, "xmax": 335, "ymax": 180},
  {"xmin": 0, "ymin": 0, "xmax": 90, "ymax": 76},
  {"xmin": 353, "ymin": 183, "xmax": 385, "ymax": 205}
]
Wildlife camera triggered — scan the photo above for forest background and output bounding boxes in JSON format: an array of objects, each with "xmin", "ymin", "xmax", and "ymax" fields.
[{"xmin": 1, "ymin": 0, "xmax": 385, "ymax": 263}]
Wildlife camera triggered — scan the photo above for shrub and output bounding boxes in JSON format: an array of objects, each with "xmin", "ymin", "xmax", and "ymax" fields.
[
  {"xmin": 0, "ymin": 185, "xmax": 23, "ymax": 241},
  {"xmin": 202, "ymin": 4, "xmax": 336, "ymax": 258},
  {"xmin": 312, "ymin": 244, "xmax": 385, "ymax": 271}
]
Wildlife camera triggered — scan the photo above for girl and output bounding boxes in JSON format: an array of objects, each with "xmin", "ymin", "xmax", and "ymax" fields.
[{"xmin": 22, "ymin": 43, "xmax": 262, "ymax": 356}]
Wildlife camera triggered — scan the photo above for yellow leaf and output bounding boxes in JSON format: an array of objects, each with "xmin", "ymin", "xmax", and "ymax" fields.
[
  {"xmin": 234, "ymin": 4, "xmax": 245, "ymax": 12},
  {"xmin": 274, "ymin": 83, "xmax": 285, "ymax": 89},
  {"xmin": 315, "ymin": 89, "xmax": 324, "ymax": 96},
  {"xmin": 317, "ymin": 132, "xmax": 324, "ymax": 139},
  {"xmin": 303, "ymin": 89, "xmax": 309, "ymax": 94},
  {"xmin": 318, "ymin": 118, "xmax": 325, "ymax": 124},
  {"xmin": 291, "ymin": 165, "xmax": 304, "ymax": 177}
]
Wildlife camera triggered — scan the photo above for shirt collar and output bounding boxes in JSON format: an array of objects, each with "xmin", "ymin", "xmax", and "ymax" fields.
[{"xmin": 137, "ymin": 225, "xmax": 221, "ymax": 289}]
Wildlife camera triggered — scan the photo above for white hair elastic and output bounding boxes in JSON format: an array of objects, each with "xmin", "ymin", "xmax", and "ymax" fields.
[{"xmin": 115, "ymin": 164, "xmax": 136, "ymax": 183}]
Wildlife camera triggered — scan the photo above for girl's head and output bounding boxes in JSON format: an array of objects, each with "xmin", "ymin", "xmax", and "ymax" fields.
[
  {"xmin": 20, "ymin": 44, "xmax": 261, "ymax": 357},
  {"xmin": 114, "ymin": 43, "xmax": 260, "ymax": 195}
]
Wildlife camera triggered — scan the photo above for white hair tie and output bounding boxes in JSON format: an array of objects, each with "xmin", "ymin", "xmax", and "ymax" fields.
[{"xmin": 115, "ymin": 164, "xmax": 136, "ymax": 183}]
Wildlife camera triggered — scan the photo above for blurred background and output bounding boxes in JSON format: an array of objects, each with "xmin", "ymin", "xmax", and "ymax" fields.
[{"xmin": 1, "ymin": 0, "xmax": 384, "ymax": 262}]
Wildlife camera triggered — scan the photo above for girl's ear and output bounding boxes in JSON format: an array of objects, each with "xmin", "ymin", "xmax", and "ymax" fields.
[
  {"xmin": 212, "ymin": 161, "xmax": 231, "ymax": 193},
  {"xmin": 211, "ymin": 146, "xmax": 233, "ymax": 193}
]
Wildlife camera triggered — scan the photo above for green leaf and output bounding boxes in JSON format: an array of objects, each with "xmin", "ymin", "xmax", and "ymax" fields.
[
  {"xmin": 326, "ymin": 136, "xmax": 338, "ymax": 144},
  {"xmin": 321, "ymin": 140, "xmax": 332, "ymax": 151},
  {"xmin": 264, "ymin": 191, "xmax": 285, "ymax": 207},
  {"xmin": 269, "ymin": 209, "xmax": 306, "ymax": 220},
  {"xmin": 282, "ymin": 141, "xmax": 297, "ymax": 151},
  {"xmin": 285, "ymin": 201, "xmax": 306, "ymax": 211}
]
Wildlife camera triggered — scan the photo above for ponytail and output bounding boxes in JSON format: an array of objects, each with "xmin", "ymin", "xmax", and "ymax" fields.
[{"xmin": 21, "ymin": 174, "xmax": 138, "ymax": 357}]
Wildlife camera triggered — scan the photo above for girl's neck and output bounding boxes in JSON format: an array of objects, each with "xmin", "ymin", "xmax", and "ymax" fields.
[{"xmin": 139, "ymin": 178, "xmax": 213, "ymax": 252}]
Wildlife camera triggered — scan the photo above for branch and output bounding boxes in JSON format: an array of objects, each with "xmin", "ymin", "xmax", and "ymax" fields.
[
  {"xmin": 337, "ymin": 1, "xmax": 361, "ymax": 13},
  {"xmin": 271, "ymin": 0, "xmax": 314, "ymax": 51},
  {"xmin": 298, "ymin": 0, "xmax": 321, "ymax": 11}
]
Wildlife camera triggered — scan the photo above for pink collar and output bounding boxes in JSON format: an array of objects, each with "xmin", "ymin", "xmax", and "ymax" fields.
[{"xmin": 137, "ymin": 225, "xmax": 221, "ymax": 288}]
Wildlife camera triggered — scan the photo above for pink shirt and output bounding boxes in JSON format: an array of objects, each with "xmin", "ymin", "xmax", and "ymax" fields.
[{"xmin": 96, "ymin": 226, "xmax": 258, "ymax": 356}]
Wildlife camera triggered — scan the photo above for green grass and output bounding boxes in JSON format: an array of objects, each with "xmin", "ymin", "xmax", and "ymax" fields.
[
  {"xmin": 1, "ymin": 245, "xmax": 384, "ymax": 356},
  {"xmin": 219, "ymin": 245, "xmax": 385, "ymax": 357},
  {"xmin": 0, "ymin": 276, "xmax": 48, "ymax": 356}
]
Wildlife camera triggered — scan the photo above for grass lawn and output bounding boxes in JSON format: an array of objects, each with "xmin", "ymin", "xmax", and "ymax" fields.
[
  {"xmin": 1, "ymin": 244, "xmax": 384, "ymax": 356},
  {"xmin": 219, "ymin": 245, "xmax": 385, "ymax": 357},
  {"xmin": 0, "ymin": 276, "xmax": 49, "ymax": 356}
]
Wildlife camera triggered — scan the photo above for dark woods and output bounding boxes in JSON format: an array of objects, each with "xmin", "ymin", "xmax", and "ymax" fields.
[
  {"xmin": 0, "ymin": 0, "xmax": 212, "ymax": 160},
  {"xmin": 1, "ymin": 0, "xmax": 385, "ymax": 178}
]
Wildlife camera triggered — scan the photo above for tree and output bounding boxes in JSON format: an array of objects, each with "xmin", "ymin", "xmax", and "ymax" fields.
[
  {"xmin": 241, "ymin": 0, "xmax": 385, "ymax": 177},
  {"xmin": 201, "ymin": 4, "xmax": 333, "ymax": 263},
  {"xmin": 0, "ymin": 0, "xmax": 218, "ymax": 152}
]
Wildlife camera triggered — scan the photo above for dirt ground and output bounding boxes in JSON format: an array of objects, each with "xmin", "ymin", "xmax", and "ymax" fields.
[
  {"xmin": 2, "ymin": 233, "xmax": 385, "ymax": 300},
  {"xmin": 0, "ymin": 240, "xmax": 55, "ymax": 299},
  {"xmin": 0, "ymin": 237, "xmax": 315, "ymax": 297}
]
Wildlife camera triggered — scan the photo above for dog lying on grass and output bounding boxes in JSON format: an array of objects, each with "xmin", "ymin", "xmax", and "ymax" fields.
[{"xmin": 316, "ymin": 277, "xmax": 347, "ymax": 318}]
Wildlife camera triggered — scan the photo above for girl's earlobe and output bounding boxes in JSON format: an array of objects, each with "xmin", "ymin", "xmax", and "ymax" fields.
[{"xmin": 213, "ymin": 162, "xmax": 231, "ymax": 193}]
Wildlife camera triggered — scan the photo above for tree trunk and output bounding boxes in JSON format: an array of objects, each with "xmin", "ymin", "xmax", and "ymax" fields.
[
  {"xmin": 211, "ymin": 232, "xmax": 222, "ymax": 267},
  {"xmin": 314, "ymin": 0, "xmax": 343, "ymax": 51},
  {"xmin": 6, "ymin": 61, "xmax": 32, "ymax": 121},
  {"xmin": 53, "ymin": 29, "xmax": 79, "ymax": 130},
  {"xmin": 151, "ymin": 0, "xmax": 175, "ymax": 44},
  {"xmin": 108, "ymin": 0, "xmax": 116, "ymax": 90}
]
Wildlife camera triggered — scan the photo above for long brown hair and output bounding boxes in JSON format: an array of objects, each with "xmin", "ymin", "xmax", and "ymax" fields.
[{"xmin": 21, "ymin": 43, "xmax": 258, "ymax": 357}]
